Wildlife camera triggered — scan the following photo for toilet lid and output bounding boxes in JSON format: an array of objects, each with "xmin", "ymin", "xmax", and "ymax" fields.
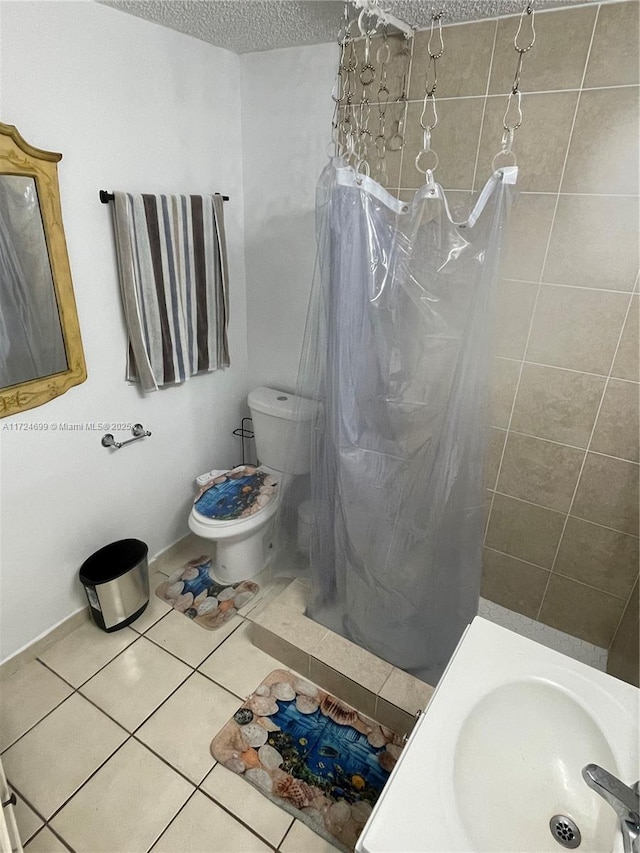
[{"xmin": 193, "ymin": 465, "xmax": 278, "ymax": 521}]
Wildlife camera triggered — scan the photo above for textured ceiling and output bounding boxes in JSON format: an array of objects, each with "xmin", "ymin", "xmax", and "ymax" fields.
[{"xmin": 100, "ymin": 0, "xmax": 595, "ymax": 54}]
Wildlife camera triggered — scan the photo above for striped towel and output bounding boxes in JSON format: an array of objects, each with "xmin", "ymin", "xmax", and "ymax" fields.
[{"xmin": 111, "ymin": 193, "xmax": 230, "ymax": 392}]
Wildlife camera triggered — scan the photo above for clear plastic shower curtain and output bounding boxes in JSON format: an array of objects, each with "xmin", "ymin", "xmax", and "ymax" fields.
[{"xmin": 278, "ymin": 159, "xmax": 517, "ymax": 685}]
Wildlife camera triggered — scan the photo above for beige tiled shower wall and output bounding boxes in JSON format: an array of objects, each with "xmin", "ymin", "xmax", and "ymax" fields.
[{"xmin": 354, "ymin": 2, "xmax": 639, "ymax": 656}]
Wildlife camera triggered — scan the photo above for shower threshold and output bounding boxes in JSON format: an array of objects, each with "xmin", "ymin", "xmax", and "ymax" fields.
[{"xmin": 246, "ymin": 580, "xmax": 608, "ymax": 734}]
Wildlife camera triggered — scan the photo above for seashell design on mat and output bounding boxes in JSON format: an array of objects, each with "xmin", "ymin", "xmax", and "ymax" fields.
[
  {"xmin": 210, "ymin": 669, "xmax": 404, "ymax": 853},
  {"xmin": 155, "ymin": 556, "xmax": 259, "ymax": 630}
]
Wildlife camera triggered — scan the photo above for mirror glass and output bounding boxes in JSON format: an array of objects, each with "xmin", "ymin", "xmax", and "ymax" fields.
[
  {"xmin": 0, "ymin": 123, "xmax": 86, "ymax": 417},
  {"xmin": 0, "ymin": 175, "xmax": 68, "ymax": 387}
]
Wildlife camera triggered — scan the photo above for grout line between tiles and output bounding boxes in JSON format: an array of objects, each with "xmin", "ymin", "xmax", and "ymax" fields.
[
  {"xmin": 500, "ymin": 278, "xmax": 639, "ymax": 294},
  {"xmin": 144, "ymin": 787, "xmax": 200, "ymax": 853},
  {"xmin": 508, "ymin": 190, "xmax": 640, "ymax": 198},
  {"xmin": 36, "ymin": 630, "xmax": 141, "ymax": 692},
  {"xmin": 17, "ymin": 736, "xmax": 133, "ymax": 827},
  {"xmin": 410, "ymin": 1, "xmax": 625, "ymax": 32},
  {"xmin": 141, "ymin": 611, "xmax": 246, "ymax": 670},
  {"xmin": 483, "ymin": 544, "xmax": 550, "ymax": 572},
  {"xmin": 15, "ymin": 681, "xmax": 276, "ymax": 853},
  {"xmin": 0, "ymin": 664, "xmax": 75, "ymax": 756},
  {"xmin": 493, "ymin": 354, "xmax": 637, "ymax": 379},
  {"xmin": 197, "ymin": 777, "xmax": 281, "ymax": 851},
  {"xmin": 277, "ymin": 819, "xmax": 296, "ymax": 852},
  {"xmin": 362, "ymin": 81, "xmax": 639, "ymax": 107},
  {"xmin": 608, "ymin": 581, "xmax": 638, "ymax": 652},
  {"xmin": 484, "ymin": 543, "xmax": 632, "ymax": 601},
  {"xmin": 490, "ymin": 426, "xmax": 640, "ymax": 465},
  {"xmin": 487, "ymin": 488, "xmax": 638, "ymax": 539},
  {"xmin": 540, "ymin": 288, "xmax": 637, "ymax": 605},
  {"xmin": 532, "ymin": 1, "xmax": 607, "ymax": 621},
  {"xmin": 582, "ymin": 285, "xmax": 640, "ymax": 644},
  {"xmin": 26, "ymin": 825, "xmax": 75, "ymax": 853},
  {"xmin": 8, "ymin": 787, "xmax": 48, "ymax": 846},
  {"xmin": 471, "ymin": 18, "xmax": 499, "ymax": 193},
  {"xmin": 485, "ymin": 3, "xmax": 600, "ymax": 553},
  {"xmin": 550, "ymin": 569, "xmax": 631, "ymax": 602}
]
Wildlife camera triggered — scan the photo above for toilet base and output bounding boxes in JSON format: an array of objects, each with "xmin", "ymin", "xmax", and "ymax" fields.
[{"xmin": 209, "ymin": 522, "xmax": 275, "ymax": 585}]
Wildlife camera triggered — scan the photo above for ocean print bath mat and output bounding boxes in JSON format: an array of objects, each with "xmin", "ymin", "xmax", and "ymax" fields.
[
  {"xmin": 155, "ymin": 555, "xmax": 258, "ymax": 630},
  {"xmin": 210, "ymin": 669, "xmax": 403, "ymax": 852}
]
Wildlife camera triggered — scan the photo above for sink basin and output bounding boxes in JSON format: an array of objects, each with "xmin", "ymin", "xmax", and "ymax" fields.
[
  {"xmin": 356, "ymin": 617, "xmax": 639, "ymax": 853},
  {"xmin": 454, "ymin": 679, "xmax": 618, "ymax": 851}
]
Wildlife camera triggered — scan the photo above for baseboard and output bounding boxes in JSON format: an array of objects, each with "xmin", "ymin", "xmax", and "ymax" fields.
[{"xmin": 0, "ymin": 607, "xmax": 90, "ymax": 681}]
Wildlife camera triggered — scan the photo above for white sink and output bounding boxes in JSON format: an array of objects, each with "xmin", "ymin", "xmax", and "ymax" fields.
[
  {"xmin": 356, "ymin": 617, "xmax": 639, "ymax": 853},
  {"xmin": 454, "ymin": 679, "xmax": 618, "ymax": 851}
]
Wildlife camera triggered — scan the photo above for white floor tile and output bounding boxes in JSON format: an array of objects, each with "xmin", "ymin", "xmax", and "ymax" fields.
[
  {"xmin": 151, "ymin": 790, "xmax": 271, "ymax": 853},
  {"xmin": 151, "ymin": 534, "xmax": 213, "ymax": 578},
  {"xmin": 129, "ymin": 572, "xmax": 173, "ymax": 633},
  {"xmin": 145, "ymin": 608, "xmax": 243, "ymax": 667},
  {"xmin": 38, "ymin": 621, "xmax": 138, "ymax": 687},
  {"xmin": 23, "ymin": 827, "xmax": 69, "ymax": 852},
  {"xmin": 2, "ymin": 693, "xmax": 127, "ymax": 819},
  {"xmin": 50, "ymin": 739, "xmax": 192, "ymax": 853},
  {"xmin": 80, "ymin": 636, "xmax": 191, "ymax": 732},
  {"xmin": 279, "ymin": 819, "xmax": 341, "ymax": 853},
  {"xmin": 136, "ymin": 671, "xmax": 240, "ymax": 784},
  {"xmin": 201, "ymin": 763, "xmax": 294, "ymax": 848},
  {"xmin": 236, "ymin": 566, "xmax": 290, "ymax": 618},
  {"xmin": 11, "ymin": 787, "xmax": 44, "ymax": 845},
  {"xmin": 0, "ymin": 660, "xmax": 72, "ymax": 752},
  {"xmin": 198, "ymin": 621, "xmax": 293, "ymax": 699}
]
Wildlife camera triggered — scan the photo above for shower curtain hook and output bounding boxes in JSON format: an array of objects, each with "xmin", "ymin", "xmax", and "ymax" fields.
[
  {"xmin": 358, "ymin": 8, "xmax": 376, "ymax": 37},
  {"xmin": 491, "ymin": 0, "xmax": 536, "ymax": 173}
]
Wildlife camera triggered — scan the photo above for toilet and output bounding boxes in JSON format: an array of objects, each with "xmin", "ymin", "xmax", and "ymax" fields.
[{"xmin": 188, "ymin": 387, "xmax": 316, "ymax": 585}]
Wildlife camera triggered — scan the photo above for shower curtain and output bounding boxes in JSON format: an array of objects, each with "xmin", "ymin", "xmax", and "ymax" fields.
[{"xmin": 279, "ymin": 158, "xmax": 517, "ymax": 685}]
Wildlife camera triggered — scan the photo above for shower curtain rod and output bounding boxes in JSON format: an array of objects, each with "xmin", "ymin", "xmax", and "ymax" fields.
[
  {"xmin": 99, "ymin": 190, "xmax": 229, "ymax": 203},
  {"xmin": 350, "ymin": 0, "xmax": 414, "ymax": 38}
]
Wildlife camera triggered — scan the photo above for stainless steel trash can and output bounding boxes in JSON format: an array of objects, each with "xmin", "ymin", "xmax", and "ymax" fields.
[{"xmin": 79, "ymin": 539, "xmax": 149, "ymax": 631}]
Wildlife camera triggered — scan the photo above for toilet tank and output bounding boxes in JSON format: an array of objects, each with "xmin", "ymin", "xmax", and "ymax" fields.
[{"xmin": 248, "ymin": 387, "xmax": 317, "ymax": 475}]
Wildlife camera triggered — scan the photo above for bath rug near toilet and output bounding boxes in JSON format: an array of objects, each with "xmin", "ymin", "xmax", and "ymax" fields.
[
  {"xmin": 210, "ymin": 669, "xmax": 403, "ymax": 852},
  {"xmin": 155, "ymin": 555, "xmax": 259, "ymax": 630}
]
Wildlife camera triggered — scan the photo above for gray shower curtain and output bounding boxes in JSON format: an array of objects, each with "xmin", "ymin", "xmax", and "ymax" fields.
[{"xmin": 278, "ymin": 158, "xmax": 517, "ymax": 684}]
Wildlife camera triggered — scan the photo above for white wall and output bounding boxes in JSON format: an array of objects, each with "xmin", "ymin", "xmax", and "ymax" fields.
[
  {"xmin": 241, "ymin": 42, "xmax": 336, "ymax": 392},
  {"xmin": 0, "ymin": 1, "xmax": 249, "ymax": 661}
]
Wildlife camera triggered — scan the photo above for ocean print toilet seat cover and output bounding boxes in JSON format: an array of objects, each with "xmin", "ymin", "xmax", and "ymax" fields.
[{"xmin": 193, "ymin": 465, "xmax": 278, "ymax": 521}]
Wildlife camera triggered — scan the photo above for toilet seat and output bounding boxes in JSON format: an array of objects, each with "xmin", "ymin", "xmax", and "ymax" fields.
[{"xmin": 192, "ymin": 465, "xmax": 279, "ymax": 529}]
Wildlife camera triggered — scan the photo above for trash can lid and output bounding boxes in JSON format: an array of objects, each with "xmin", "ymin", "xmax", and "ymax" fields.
[{"xmin": 79, "ymin": 538, "xmax": 148, "ymax": 585}]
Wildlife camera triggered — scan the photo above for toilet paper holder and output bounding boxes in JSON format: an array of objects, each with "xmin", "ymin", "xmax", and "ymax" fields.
[{"xmin": 101, "ymin": 424, "xmax": 151, "ymax": 450}]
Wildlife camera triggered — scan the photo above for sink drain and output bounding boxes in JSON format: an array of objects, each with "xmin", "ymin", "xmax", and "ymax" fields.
[{"xmin": 549, "ymin": 815, "xmax": 581, "ymax": 849}]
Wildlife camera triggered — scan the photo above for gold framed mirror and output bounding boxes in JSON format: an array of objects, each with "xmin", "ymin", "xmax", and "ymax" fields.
[{"xmin": 0, "ymin": 123, "xmax": 86, "ymax": 417}]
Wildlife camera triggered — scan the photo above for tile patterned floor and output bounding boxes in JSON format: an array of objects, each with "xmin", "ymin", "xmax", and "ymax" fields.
[
  {"xmin": 0, "ymin": 564, "xmax": 340, "ymax": 852},
  {"xmin": 0, "ymin": 548, "xmax": 609, "ymax": 852}
]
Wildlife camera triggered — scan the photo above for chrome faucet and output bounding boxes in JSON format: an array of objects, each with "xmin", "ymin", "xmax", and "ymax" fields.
[{"xmin": 582, "ymin": 764, "xmax": 640, "ymax": 853}]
